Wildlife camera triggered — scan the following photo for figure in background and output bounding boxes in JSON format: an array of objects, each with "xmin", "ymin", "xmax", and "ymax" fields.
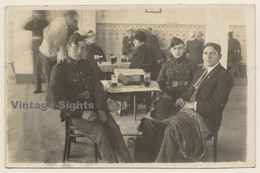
[
  {"xmin": 84, "ymin": 30, "xmax": 106, "ymax": 62},
  {"xmin": 227, "ymin": 31, "xmax": 242, "ymax": 77},
  {"xmin": 141, "ymin": 28, "xmax": 167, "ymax": 63},
  {"xmin": 122, "ymin": 29, "xmax": 135, "ymax": 61},
  {"xmin": 24, "ymin": 10, "xmax": 48, "ymax": 94},
  {"xmin": 39, "ymin": 10, "xmax": 78, "ymax": 102},
  {"xmin": 138, "ymin": 42, "xmax": 233, "ymax": 162},
  {"xmin": 129, "ymin": 31, "xmax": 153, "ymax": 69},
  {"xmin": 49, "ymin": 33, "xmax": 132, "ymax": 163},
  {"xmin": 186, "ymin": 30, "xmax": 204, "ymax": 66},
  {"xmin": 157, "ymin": 37, "xmax": 197, "ymax": 102},
  {"xmin": 79, "ymin": 30, "xmax": 105, "ymax": 80}
]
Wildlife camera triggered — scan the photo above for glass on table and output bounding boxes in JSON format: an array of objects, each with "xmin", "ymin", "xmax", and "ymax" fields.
[
  {"xmin": 121, "ymin": 55, "xmax": 126, "ymax": 63},
  {"xmin": 111, "ymin": 74, "xmax": 118, "ymax": 87},
  {"xmin": 98, "ymin": 55, "xmax": 103, "ymax": 64},
  {"xmin": 144, "ymin": 72, "xmax": 151, "ymax": 87},
  {"xmin": 94, "ymin": 55, "xmax": 99, "ymax": 63}
]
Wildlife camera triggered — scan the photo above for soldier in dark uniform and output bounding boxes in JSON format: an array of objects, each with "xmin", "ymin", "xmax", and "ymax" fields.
[
  {"xmin": 157, "ymin": 37, "xmax": 197, "ymax": 102},
  {"xmin": 24, "ymin": 10, "xmax": 48, "ymax": 93},
  {"xmin": 227, "ymin": 31, "xmax": 242, "ymax": 76},
  {"xmin": 49, "ymin": 33, "xmax": 132, "ymax": 163},
  {"xmin": 83, "ymin": 30, "xmax": 106, "ymax": 62}
]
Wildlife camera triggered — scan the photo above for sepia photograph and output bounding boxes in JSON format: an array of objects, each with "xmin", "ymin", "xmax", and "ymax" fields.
[{"xmin": 4, "ymin": 2, "xmax": 256, "ymax": 169}]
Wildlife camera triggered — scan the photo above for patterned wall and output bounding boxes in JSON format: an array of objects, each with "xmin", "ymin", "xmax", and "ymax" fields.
[{"xmin": 96, "ymin": 23, "xmax": 247, "ymax": 62}]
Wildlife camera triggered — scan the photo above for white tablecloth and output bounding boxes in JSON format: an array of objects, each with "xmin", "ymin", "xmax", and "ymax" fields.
[{"xmin": 98, "ymin": 62, "xmax": 131, "ymax": 73}]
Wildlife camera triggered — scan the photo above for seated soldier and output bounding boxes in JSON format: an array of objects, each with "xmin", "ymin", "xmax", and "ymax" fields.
[
  {"xmin": 137, "ymin": 42, "xmax": 233, "ymax": 162},
  {"xmin": 157, "ymin": 36, "xmax": 197, "ymax": 102},
  {"xmin": 49, "ymin": 32, "xmax": 132, "ymax": 163},
  {"xmin": 83, "ymin": 30, "xmax": 106, "ymax": 62}
]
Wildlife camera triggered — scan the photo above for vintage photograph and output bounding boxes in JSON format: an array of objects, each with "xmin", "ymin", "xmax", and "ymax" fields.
[{"xmin": 5, "ymin": 4, "xmax": 255, "ymax": 168}]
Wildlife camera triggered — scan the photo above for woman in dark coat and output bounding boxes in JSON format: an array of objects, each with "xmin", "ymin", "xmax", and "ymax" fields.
[{"xmin": 129, "ymin": 31, "xmax": 153, "ymax": 69}]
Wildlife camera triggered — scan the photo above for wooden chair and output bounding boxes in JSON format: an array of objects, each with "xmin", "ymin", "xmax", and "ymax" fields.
[
  {"xmin": 206, "ymin": 132, "xmax": 218, "ymax": 162},
  {"xmin": 62, "ymin": 117, "xmax": 101, "ymax": 163}
]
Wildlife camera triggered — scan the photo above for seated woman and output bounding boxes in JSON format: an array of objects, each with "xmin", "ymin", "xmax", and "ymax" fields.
[
  {"xmin": 137, "ymin": 42, "xmax": 233, "ymax": 162},
  {"xmin": 157, "ymin": 36, "xmax": 197, "ymax": 102},
  {"xmin": 129, "ymin": 31, "xmax": 153, "ymax": 69}
]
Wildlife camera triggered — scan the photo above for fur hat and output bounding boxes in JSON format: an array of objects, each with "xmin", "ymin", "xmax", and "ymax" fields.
[{"xmin": 134, "ymin": 31, "xmax": 147, "ymax": 42}]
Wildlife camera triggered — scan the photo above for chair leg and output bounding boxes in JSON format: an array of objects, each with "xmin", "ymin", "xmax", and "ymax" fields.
[
  {"xmin": 119, "ymin": 101, "xmax": 123, "ymax": 116},
  {"xmin": 66, "ymin": 136, "xmax": 71, "ymax": 161},
  {"xmin": 94, "ymin": 143, "xmax": 98, "ymax": 163},
  {"xmin": 213, "ymin": 133, "xmax": 218, "ymax": 162},
  {"xmin": 62, "ymin": 131, "xmax": 68, "ymax": 162}
]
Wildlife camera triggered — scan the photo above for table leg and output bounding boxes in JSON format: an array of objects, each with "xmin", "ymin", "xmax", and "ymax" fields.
[{"xmin": 133, "ymin": 94, "xmax": 136, "ymax": 120}]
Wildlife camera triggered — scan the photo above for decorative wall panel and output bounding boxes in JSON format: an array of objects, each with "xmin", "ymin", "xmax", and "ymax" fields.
[{"xmin": 96, "ymin": 23, "xmax": 246, "ymax": 62}]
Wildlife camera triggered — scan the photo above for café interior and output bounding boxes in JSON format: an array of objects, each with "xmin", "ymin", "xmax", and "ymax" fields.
[{"xmin": 6, "ymin": 5, "xmax": 252, "ymax": 165}]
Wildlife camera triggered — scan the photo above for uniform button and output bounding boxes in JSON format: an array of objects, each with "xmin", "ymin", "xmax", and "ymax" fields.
[{"xmin": 85, "ymin": 85, "xmax": 88, "ymax": 88}]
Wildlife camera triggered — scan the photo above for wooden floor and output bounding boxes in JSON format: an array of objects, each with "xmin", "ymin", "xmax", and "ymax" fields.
[{"xmin": 6, "ymin": 73, "xmax": 248, "ymax": 166}]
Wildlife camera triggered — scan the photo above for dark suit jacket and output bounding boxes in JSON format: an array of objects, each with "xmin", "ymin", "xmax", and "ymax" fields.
[{"xmin": 183, "ymin": 64, "xmax": 233, "ymax": 132}]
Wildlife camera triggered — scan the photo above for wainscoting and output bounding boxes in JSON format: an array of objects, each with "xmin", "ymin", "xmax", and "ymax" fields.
[{"xmin": 96, "ymin": 23, "xmax": 246, "ymax": 61}]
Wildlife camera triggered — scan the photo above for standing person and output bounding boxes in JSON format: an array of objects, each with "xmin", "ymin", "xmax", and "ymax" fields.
[
  {"xmin": 39, "ymin": 10, "xmax": 78, "ymax": 102},
  {"xmin": 157, "ymin": 36, "xmax": 197, "ymax": 102},
  {"xmin": 129, "ymin": 31, "xmax": 153, "ymax": 69},
  {"xmin": 122, "ymin": 29, "xmax": 135, "ymax": 61},
  {"xmin": 227, "ymin": 31, "xmax": 242, "ymax": 76},
  {"xmin": 49, "ymin": 32, "xmax": 132, "ymax": 163},
  {"xmin": 84, "ymin": 30, "xmax": 106, "ymax": 62},
  {"xmin": 186, "ymin": 30, "xmax": 204, "ymax": 66},
  {"xmin": 24, "ymin": 10, "xmax": 48, "ymax": 93},
  {"xmin": 138, "ymin": 42, "xmax": 233, "ymax": 162}
]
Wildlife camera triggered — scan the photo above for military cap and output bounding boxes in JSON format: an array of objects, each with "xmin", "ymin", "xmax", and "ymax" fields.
[
  {"xmin": 134, "ymin": 31, "xmax": 147, "ymax": 42},
  {"xmin": 170, "ymin": 36, "xmax": 185, "ymax": 48},
  {"xmin": 67, "ymin": 32, "xmax": 86, "ymax": 46}
]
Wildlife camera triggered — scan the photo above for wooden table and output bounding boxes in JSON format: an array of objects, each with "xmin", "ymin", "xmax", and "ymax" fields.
[
  {"xmin": 98, "ymin": 62, "xmax": 131, "ymax": 73},
  {"xmin": 101, "ymin": 80, "xmax": 161, "ymax": 120}
]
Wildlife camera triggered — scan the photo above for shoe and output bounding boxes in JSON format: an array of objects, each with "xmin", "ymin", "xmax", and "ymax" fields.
[{"xmin": 33, "ymin": 90, "xmax": 43, "ymax": 94}]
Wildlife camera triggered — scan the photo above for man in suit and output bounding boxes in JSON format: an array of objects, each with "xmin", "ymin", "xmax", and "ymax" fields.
[
  {"xmin": 49, "ymin": 32, "xmax": 132, "ymax": 163},
  {"xmin": 138, "ymin": 42, "xmax": 233, "ymax": 162}
]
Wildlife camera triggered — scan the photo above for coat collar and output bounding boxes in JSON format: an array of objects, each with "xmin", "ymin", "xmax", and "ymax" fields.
[{"xmin": 198, "ymin": 63, "xmax": 223, "ymax": 90}]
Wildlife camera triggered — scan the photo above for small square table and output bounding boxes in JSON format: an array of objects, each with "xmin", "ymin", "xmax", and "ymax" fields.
[{"xmin": 101, "ymin": 80, "xmax": 161, "ymax": 120}]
